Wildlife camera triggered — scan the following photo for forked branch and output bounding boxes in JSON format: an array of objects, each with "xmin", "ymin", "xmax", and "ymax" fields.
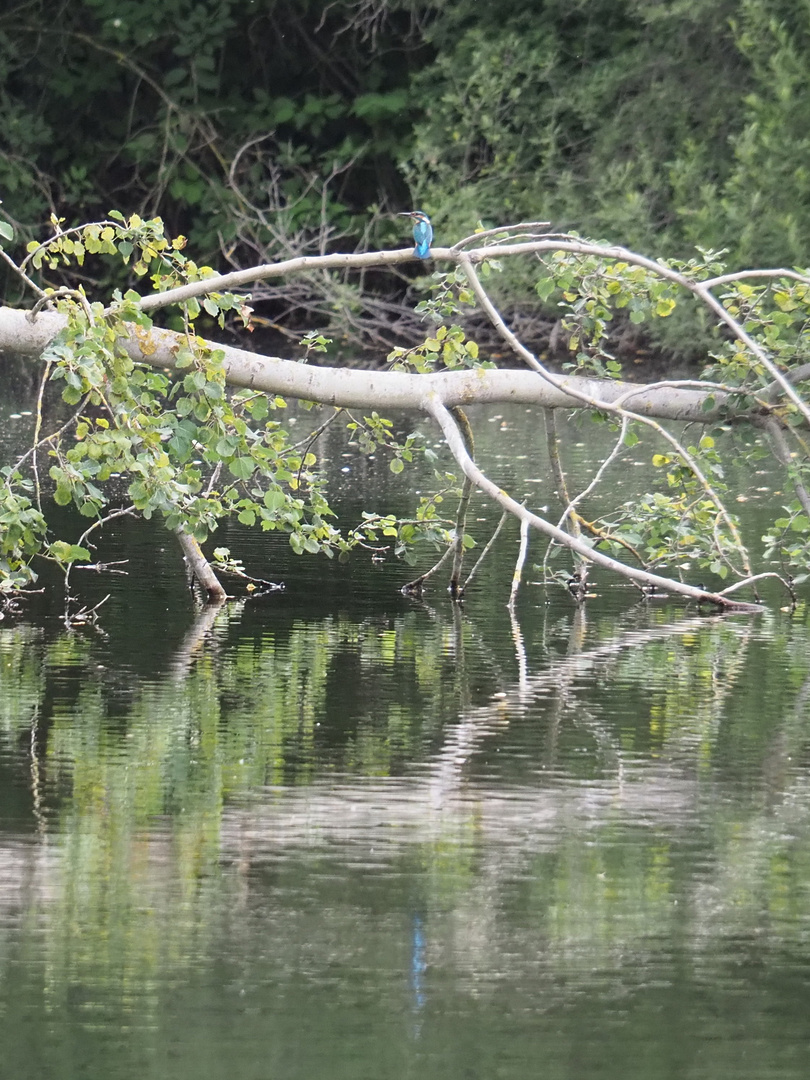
[{"xmin": 425, "ymin": 394, "xmax": 761, "ymax": 611}]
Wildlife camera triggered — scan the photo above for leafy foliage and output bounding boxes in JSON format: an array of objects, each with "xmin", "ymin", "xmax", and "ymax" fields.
[
  {"xmin": 404, "ymin": 0, "xmax": 799, "ymax": 265},
  {"xmin": 0, "ymin": 0, "xmax": 426, "ymax": 318},
  {"xmin": 0, "ymin": 212, "xmax": 471, "ymax": 594},
  {"xmin": 528, "ymin": 242, "xmax": 810, "ymax": 585},
  {"xmin": 5, "ymin": 0, "xmax": 810, "ymax": 351},
  {"xmin": 5, "ymin": 175, "xmax": 810, "ymax": 608}
]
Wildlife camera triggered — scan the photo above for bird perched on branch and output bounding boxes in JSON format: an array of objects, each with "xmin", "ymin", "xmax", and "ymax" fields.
[{"xmin": 398, "ymin": 210, "xmax": 433, "ymax": 260}]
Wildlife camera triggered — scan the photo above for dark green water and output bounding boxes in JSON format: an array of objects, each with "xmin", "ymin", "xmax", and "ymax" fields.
[{"xmin": 2, "ymin": 401, "xmax": 810, "ymax": 1079}]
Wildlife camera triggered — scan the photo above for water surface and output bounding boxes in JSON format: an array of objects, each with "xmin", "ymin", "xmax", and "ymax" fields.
[{"xmin": 1, "ymin": 399, "xmax": 809, "ymax": 1080}]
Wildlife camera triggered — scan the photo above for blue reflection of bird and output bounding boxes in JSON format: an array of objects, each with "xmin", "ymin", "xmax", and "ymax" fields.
[
  {"xmin": 411, "ymin": 913, "xmax": 426, "ymax": 1013},
  {"xmin": 398, "ymin": 210, "xmax": 433, "ymax": 260}
]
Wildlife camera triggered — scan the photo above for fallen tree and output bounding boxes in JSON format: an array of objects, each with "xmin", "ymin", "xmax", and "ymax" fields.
[{"xmin": 2, "ymin": 213, "xmax": 810, "ymax": 617}]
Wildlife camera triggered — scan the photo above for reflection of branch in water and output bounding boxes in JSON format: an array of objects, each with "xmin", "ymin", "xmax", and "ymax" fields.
[
  {"xmin": 450, "ymin": 601, "xmax": 472, "ymax": 714},
  {"xmin": 427, "ymin": 612, "xmax": 754, "ymax": 805},
  {"xmin": 410, "ymin": 912, "xmax": 426, "ymax": 1034},
  {"xmin": 688, "ymin": 665, "xmax": 810, "ymax": 938},
  {"xmin": 762, "ymin": 668, "xmax": 810, "ymax": 802},
  {"xmin": 508, "ymin": 605, "xmax": 528, "ymax": 695},
  {"xmin": 211, "ymin": 617, "xmax": 761, "ymax": 883},
  {"xmin": 29, "ymin": 705, "xmax": 46, "ymax": 839},
  {"xmin": 169, "ymin": 597, "xmax": 235, "ymax": 679},
  {"xmin": 542, "ymin": 606, "xmax": 589, "ymax": 771},
  {"xmin": 402, "ymin": 591, "xmax": 513, "ymax": 705},
  {"xmin": 508, "ymin": 515, "xmax": 530, "ymax": 611}
]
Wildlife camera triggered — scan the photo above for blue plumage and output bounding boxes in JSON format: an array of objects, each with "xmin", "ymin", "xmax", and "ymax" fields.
[{"xmin": 398, "ymin": 210, "xmax": 433, "ymax": 260}]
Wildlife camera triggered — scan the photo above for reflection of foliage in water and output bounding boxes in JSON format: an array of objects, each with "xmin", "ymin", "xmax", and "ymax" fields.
[{"xmin": 2, "ymin": 605, "xmax": 810, "ymax": 1018}]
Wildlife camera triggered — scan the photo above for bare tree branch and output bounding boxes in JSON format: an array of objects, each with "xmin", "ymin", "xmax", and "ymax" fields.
[
  {"xmin": 0, "ymin": 307, "xmax": 769, "ymax": 423},
  {"xmin": 424, "ymin": 393, "xmax": 761, "ymax": 611}
]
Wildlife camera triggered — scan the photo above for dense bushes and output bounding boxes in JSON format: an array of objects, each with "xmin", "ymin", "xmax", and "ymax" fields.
[
  {"xmin": 0, "ymin": 0, "xmax": 424, "ymax": 252},
  {"xmin": 3, "ymin": 0, "xmax": 810, "ymax": 352}
]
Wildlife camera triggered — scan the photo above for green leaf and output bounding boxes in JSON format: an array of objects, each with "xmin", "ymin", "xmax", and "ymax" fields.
[
  {"xmin": 228, "ymin": 457, "xmax": 255, "ymax": 481},
  {"xmin": 535, "ymin": 277, "xmax": 556, "ymax": 302},
  {"xmin": 0, "ymin": 221, "xmax": 13, "ymax": 243},
  {"xmin": 352, "ymin": 90, "xmax": 409, "ymax": 120},
  {"xmin": 247, "ymin": 396, "xmax": 269, "ymax": 421},
  {"xmin": 271, "ymin": 97, "xmax": 296, "ymax": 124},
  {"xmin": 216, "ymin": 437, "xmax": 237, "ymax": 457},
  {"xmin": 389, "ymin": 457, "xmax": 405, "ymax": 474},
  {"xmin": 263, "ymin": 489, "xmax": 287, "ymax": 512},
  {"xmin": 49, "ymin": 541, "xmax": 91, "ymax": 564},
  {"xmin": 184, "ymin": 371, "xmax": 206, "ymax": 392}
]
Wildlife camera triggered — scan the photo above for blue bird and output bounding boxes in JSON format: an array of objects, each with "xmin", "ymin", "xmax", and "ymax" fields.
[{"xmin": 398, "ymin": 210, "xmax": 433, "ymax": 260}]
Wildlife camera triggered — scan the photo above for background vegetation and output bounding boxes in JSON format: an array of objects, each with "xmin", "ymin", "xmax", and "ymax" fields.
[{"xmin": 3, "ymin": 0, "xmax": 810, "ymax": 350}]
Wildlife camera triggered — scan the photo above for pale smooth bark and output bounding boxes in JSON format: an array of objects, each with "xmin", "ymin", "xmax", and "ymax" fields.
[
  {"xmin": 0, "ymin": 229, "xmax": 799, "ymax": 609},
  {"xmin": 0, "ymin": 305, "xmax": 753, "ymax": 422},
  {"xmin": 175, "ymin": 529, "xmax": 227, "ymax": 601},
  {"xmin": 424, "ymin": 393, "xmax": 762, "ymax": 611}
]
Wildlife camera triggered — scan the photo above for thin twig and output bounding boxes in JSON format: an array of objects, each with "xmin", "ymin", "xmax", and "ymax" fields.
[
  {"xmin": 449, "ymin": 407, "xmax": 474, "ymax": 598},
  {"xmin": 542, "ymin": 408, "xmax": 588, "ymax": 590},
  {"xmin": 12, "ymin": 394, "xmax": 92, "ymax": 474},
  {"xmin": 458, "ymin": 252, "xmax": 753, "ymax": 579},
  {"xmin": 508, "ymin": 515, "xmax": 530, "ymax": 611},
  {"xmin": 31, "ymin": 358, "xmax": 52, "ymax": 510},
  {"xmin": 401, "ymin": 542, "xmax": 455, "ymax": 595},
  {"xmin": 463, "ymin": 510, "xmax": 509, "ymax": 592},
  {"xmin": 425, "ymin": 393, "xmax": 760, "ymax": 610},
  {"xmin": 20, "ymin": 220, "xmax": 119, "ymax": 273},
  {"xmin": 542, "ymin": 414, "xmax": 630, "ymax": 585},
  {"xmin": 290, "ymin": 407, "xmax": 343, "ymax": 452},
  {"xmin": 0, "ymin": 245, "xmax": 46, "ymax": 298},
  {"xmin": 63, "ymin": 505, "xmax": 138, "ymax": 600},
  {"xmin": 762, "ymin": 416, "xmax": 810, "ymax": 519},
  {"xmin": 451, "ymin": 221, "xmax": 553, "ymax": 251},
  {"xmin": 717, "ymin": 572, "xmax": 794, "ymax": 602},
  {"xmin": 63, "ymin": 593, "xmax": 111, "ymax": 630},
  {"xmin": 293, "ymin": 408, "xmax": 343, "ymax": 491},
  {"xmin": 702, "ymin": 268, "xmax": 810, "ymax": 291}
]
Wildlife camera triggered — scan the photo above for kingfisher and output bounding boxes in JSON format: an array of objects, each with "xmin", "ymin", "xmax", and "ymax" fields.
[{"xmin": 398, "ymin": 210, "xmax": 433, "ymax": 260}]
